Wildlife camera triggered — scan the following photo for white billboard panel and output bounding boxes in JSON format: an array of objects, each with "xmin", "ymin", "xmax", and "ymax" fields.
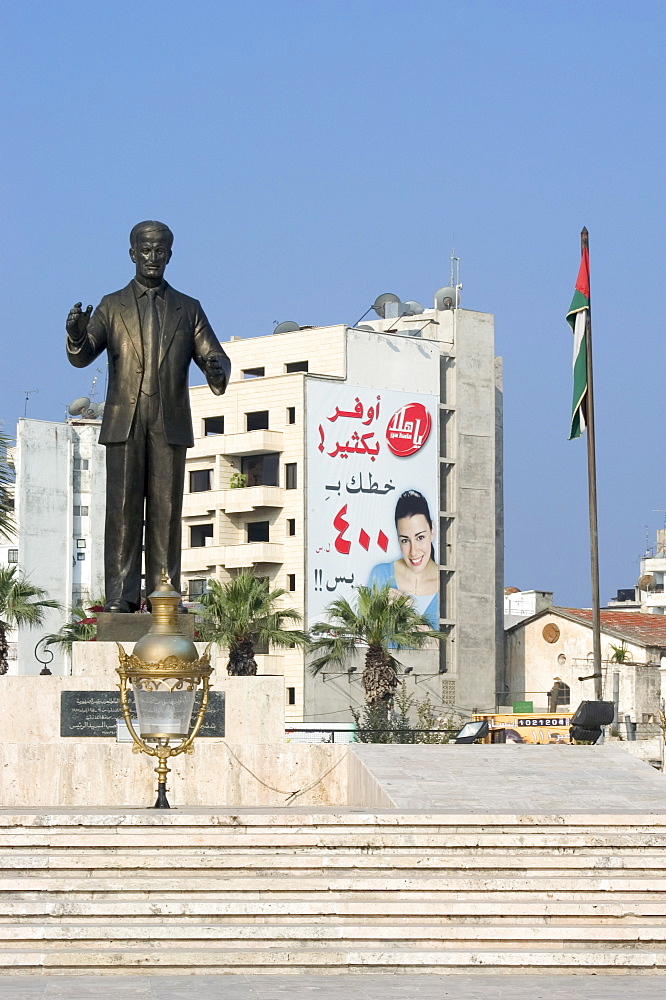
[{"xmin": 306, "ymin": 382, "xmax": 439, "ymax": 629}]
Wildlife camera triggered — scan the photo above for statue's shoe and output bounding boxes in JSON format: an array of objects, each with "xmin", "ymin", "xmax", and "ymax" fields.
[{"xmin": 103, "ymin": 599, "xmax": 139, "ymax": 613}]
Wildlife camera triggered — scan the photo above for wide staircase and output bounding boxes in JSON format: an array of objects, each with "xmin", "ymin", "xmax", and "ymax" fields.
[{"xmin": 1, "ymin": 809, "xmax": 666, "ymax": 975}]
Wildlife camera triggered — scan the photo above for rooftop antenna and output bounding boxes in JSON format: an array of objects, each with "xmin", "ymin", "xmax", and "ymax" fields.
[
  {"xmin": 23, "ymin": 389, "xmax": 37, "ymax": 417},
  {"xmin": 89, "ymin": 368, "xmax": 103, "ymax": 400},
  {"xmin": 450, "ymin": 241, "xmax": 460, "ymax": 290},
  {"xmin": 653, "ymin": 509, "xmax": 666, "ymax": 531}
]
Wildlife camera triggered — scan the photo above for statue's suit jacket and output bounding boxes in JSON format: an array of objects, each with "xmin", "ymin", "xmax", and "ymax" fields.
[{"xmin": 66, "ymin": 281, "xmax": 230, "ymax": 445}]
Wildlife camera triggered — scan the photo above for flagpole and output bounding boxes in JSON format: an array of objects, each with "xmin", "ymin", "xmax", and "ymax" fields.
[{"xmin": 581, "ymin": 227, "xmax": 603, "ymax": 700}]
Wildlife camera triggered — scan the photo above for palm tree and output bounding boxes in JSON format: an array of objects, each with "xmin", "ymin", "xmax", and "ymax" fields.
[
  {"xmin": 309, "ymin": 583, "xmax": 443, "ymax": 712},
  {"xmin": 0, "ymin": 565, "xmax": 60, "ymax": 675},
  {"xmin": 197, "ymin": 573, "xmax": 308, "ymax": 675},
  {"xmin": 0, "ymin": 432, "xmax": 15, "ymax": 541},
  {"xmin": 43, "ymin": 599, "xmax": 105, "ymax": 654}
]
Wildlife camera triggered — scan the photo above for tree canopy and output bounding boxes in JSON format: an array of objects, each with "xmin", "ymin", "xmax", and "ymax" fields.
[
  {"xmin": 309, "ymin": 583, "xmax": 443, "ymax": 708},
  {"xmin": 0, "ymin": 565, "xmax": 60, "ymax": 674},
  {"xmin": 197, "ymin": 572, "xmax": 307, "ymax": 675}
]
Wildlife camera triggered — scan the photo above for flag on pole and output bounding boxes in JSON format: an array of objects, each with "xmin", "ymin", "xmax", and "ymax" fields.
[{"xmin": 566, "ymin": 242, "xmax": 590, "ymax": 439}]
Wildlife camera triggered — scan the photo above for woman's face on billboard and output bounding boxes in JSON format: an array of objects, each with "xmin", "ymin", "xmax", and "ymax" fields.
[{"xmin": 397, "ymin": 514, "xmax": 434, "ymax": 575}]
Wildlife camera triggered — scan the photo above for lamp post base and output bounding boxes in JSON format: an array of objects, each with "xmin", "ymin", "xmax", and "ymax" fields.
[{"xmin": 153, "ymin": 781, "xmax": 170, "ymax": 809}]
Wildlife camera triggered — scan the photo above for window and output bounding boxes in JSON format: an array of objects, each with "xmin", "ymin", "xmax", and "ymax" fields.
[
  {"xmin": 285, "ymin": 361, "xmax": 308, "ymax": 373},
  {"xmin": 285, "ymin": 463, "xmax": 297, "ymax": 489},
  {"xmin": 73, "ymin": 505, "xmax": 89, "ymax": 516},
  {"xmin": 287, "ymin": 406, "xmax": 296, "ymax": 424},
  {"xmin": 288, "ymin": 573, "xmax": 296, "ymax": 592},
  {"xmin": 241, "ymin": 453, "xmax": 279, "ymax": 487},
  {"xmin": 204, "ymin": 416, "xmax": 224, "ymax": 436},
  {"xmin": 77, "ymin": 552, "xmax": 85, "ymax": 561},
  {"xmin": 190, "ymin": 523, "xmax": 214, "ymax": 547},
  {"xmin": 7, "ymin": 549, "xmax": 18, "ymax": 563},
  {"xmin": 189, "ymin": 469, "xmax": 213, "ymax": 492},
  {"xmin": 242, "ymin": 367, "xmax": 265, "ymax": 379},
  {"xmin": 247, "ymin": 521, "xmax": 269, "ymax": 543},
  {"xmin": 287, "ymin": 687, "xmax": 296, "ymax": 706},
  {"xmin": 554, "ymin": 680, "xmax": 571, "ymax": 706},
  {"xmin": 73, "ymin": 458, "xmax": 89, "ymax": 470},
  {"xmin": 188, "ymin": 579, "xmax": 208, "ymax": 598},
  {"xmin": 287, "ymin": 518, "xmax": 296, "ymax": 536},
  {"xmin": 76, "ymin": 538, "xmax": 86, "ymax": 549},
  {"xmin": 246, "ymin": 410, "xmax": 269, "ymax": 431}
]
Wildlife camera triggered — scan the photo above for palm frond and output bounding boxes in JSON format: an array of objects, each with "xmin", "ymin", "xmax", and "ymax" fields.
[{"xmin": 197, "ymin": 572, "xmax": 308, "ymax": 673}]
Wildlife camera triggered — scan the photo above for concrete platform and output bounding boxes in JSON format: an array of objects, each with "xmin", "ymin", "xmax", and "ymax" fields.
[
  {"xmin": 1, "ymin": 974, "xmax": 666, "ymax": 997},
  {"xmin": 352, "ymin": 743, "xmax": 666, "ymax": 813}
]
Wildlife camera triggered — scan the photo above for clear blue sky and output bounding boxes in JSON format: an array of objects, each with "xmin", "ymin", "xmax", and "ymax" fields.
[{"xmin": 1, "ymin": 0, "xmax": 664, "ymax": 608}]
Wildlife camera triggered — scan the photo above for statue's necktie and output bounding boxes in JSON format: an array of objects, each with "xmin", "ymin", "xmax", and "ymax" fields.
[{"xmin": 142, "ymin": 287, "xmax": 160, "ymax": 396}]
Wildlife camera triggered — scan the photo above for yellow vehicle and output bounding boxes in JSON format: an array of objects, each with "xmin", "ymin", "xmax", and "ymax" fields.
[{"xmin": 472, "ymin": 712, "xmax": 573, "ymax": 745}]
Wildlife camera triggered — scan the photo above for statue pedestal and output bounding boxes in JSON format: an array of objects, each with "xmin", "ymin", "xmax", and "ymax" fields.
[{"xmin": 96, "ymin": 612, "xmax": 195, "ymax": 641}]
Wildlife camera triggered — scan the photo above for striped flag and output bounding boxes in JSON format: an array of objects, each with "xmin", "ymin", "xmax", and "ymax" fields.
[{"xmin": 566, "ymin": 242, "xmax": 590, "ymax": 439}]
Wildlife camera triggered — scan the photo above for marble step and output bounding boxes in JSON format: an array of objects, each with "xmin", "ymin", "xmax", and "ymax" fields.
[
  {"xmin": 5, "ymin": 828, "xmax": 666, "ymax": 846},
  {"xmin": 2, "ymin": 852, "xmax": 665, "ymax": 873},
  {"xmin": 2, "ymin": 897, "xmax": 666, "ymax": 922},
  {"xmin": 3, "ymin": 810, "xmax": 666, "ymax": 826},
  {"xmin": 2, "ymin": 872, "xmax": 666, "ymax": 894},
  {"xmin": 2, "ymin": 922, "xmax": 666, "ymax": 947},
  {"xmin": 1, "ymin": 946, "xmax": 666, "ymax": 973}
]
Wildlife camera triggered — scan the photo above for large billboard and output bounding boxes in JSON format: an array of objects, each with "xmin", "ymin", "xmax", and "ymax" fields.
[{"xmin": 306, "ymin": 381, "xmax": 439, "ymax": 629}]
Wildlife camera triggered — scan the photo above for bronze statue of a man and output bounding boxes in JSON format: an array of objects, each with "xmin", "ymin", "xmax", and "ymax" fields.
[{"xmin": 66, "ymin": 221, "xmax": 231, "ymax": 612}]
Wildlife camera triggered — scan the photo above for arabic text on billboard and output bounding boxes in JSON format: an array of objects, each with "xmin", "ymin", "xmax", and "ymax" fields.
[{"xmin": 306, "ymin": 384, "xmax": 439, "ymax": 629}]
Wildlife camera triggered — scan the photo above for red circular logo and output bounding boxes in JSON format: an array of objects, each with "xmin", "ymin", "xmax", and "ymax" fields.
[{"xmin": 386, "ymin": 402, "xmax": 432, "ymax": 457}]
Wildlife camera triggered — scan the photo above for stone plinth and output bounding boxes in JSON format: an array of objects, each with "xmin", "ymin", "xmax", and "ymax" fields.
[
  {"xmin": 0, "ymin": 741, "xmax": 348, "ymax": 808},
  {"xmin": 96, "ymin": 611, "xmax": 195, "ymax": 641},
  {"xmin": 0, "ymin": 674, "xmax": 284, "ymax": 745}
]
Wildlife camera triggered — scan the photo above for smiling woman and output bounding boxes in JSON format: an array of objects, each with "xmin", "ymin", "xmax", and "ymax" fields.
[{"xmin": 367, "ymin": 490, "xmax": 439, "ymax": 629}]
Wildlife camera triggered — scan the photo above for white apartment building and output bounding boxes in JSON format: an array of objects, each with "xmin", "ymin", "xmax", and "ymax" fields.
[
  {"xmin": 184, "ymin": 302, "xmax": 504, "ymax": 722},
  {"xmin": 638, "ymin": 529, "xmax": 666, "ymax": 615},
  {"xmin": 12, "ymin": 417, "xmax": 105, "ymax": 675}
]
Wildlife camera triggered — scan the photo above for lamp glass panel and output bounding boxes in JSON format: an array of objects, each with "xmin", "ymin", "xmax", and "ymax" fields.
[{"xmin": 132, "ymin": 684, "xmax": 197, "ymax": 738}]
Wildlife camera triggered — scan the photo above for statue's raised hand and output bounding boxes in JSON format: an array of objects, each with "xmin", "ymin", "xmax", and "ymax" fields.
[{"xmin": 66, "ymin": 302, "xmax": 93, "ymax": 340}]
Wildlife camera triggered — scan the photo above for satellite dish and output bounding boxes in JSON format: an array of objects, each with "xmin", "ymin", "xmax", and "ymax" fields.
[
  {"xmin": 355, "ymin": 324, "xmax": 376, "ymax": 333},
  {"xmin": 400, "ymin": 300, "xmax": 424, "ymax": 316},
  {"xmin": 372, "ymin": 293, "xmax": 401, "ymax": 318},
  {"xmin": 434, "ymin": 286, "xmax": 459, "ymax": 310},
  {"xmin": 638, "ymin": 574, "xmax": 655, "ymax": 592},
  {"xmin": 68, "ymin": 397, "xmax": 90, "ymax": 416},
  {"xmin": 274, "ymin": 321, "xmax": 300, "ymax": 335}
]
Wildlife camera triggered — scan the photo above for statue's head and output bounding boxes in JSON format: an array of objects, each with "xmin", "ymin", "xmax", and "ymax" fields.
[{"xmin": 129, "ymin": 221, "xmax": 174, "ymax": 285}]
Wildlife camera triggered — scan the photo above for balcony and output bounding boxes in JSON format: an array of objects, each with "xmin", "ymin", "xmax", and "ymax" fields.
[
  {"xmin": 220, "ymin": 430, "xmax": 283, "ymax": 457},
  {"xmin": 181, "ymin": 544, "xmax": 226, "ymax": 573},
  {"xmin": 222, "ymin": 486, "xmax": 284, "ymax": 514},
  {"xmin": 224, "ymin": 542, "xmax": 284, "ymax": 569},
  {"xmin": 181, "ymin": 489, "xmax": 224, "ymax": 517}
]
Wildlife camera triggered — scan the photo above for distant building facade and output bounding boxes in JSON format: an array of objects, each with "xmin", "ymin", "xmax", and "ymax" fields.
[
  {"xmin": 503, "ymin": 588, "xmax": 553, "ymax": 630},
  {"xmin": 505, "ymin": 606, "xmax": 666, "ymax": 732},
  {"xmin": 12, "ymin": 418, "xmax": 105, "ymax": 675},
  {"xmin": 183, "ymin": 304, "xmax": 503, "ymax": 721},
  {"xmin": 637, "ymin": 529, "xmax": 666, "ymax": 615}
]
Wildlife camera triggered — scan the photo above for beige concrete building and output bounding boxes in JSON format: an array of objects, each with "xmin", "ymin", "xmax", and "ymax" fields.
[
  {"xmin": 504, "ymin": 606, "xmax": 666, "ymax": 732},
  {"xmin": 183, "ymin": 301, "xmax": 503, "ymax": 723}
]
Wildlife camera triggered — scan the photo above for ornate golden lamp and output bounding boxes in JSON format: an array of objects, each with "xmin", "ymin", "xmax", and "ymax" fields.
[{"xmin": 116, "ymin": 575, "xmax": 212, "ymax": 808}]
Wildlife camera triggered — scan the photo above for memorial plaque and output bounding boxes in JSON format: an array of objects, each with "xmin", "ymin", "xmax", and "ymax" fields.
[{"xmin": 60, "ymin": 691, "xmax": 225, "ymax": 738}]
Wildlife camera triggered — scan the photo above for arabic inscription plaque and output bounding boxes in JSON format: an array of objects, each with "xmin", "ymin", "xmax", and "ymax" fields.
[{"xmin": 60, "ymin": 691, "xmax": 225, "ymax": 738}]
